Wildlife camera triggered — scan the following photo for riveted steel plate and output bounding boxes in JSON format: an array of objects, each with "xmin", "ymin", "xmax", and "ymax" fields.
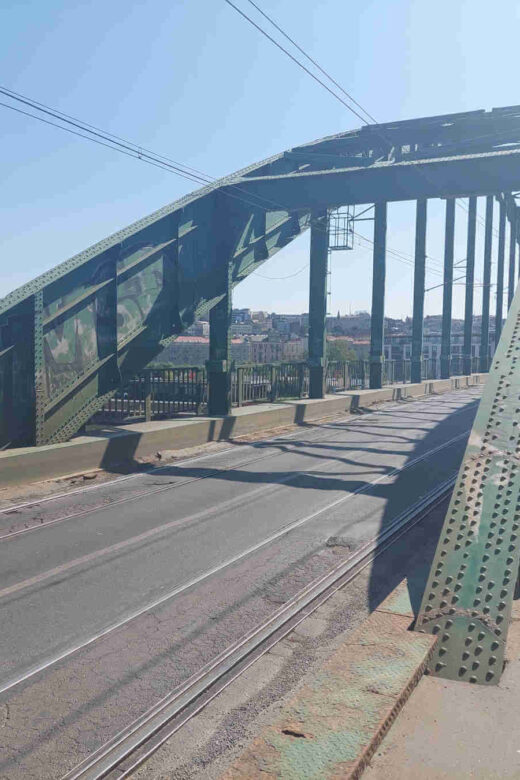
[{"xmin": 417, "ymin": 290, "xmax": 520, "ymax": 684}]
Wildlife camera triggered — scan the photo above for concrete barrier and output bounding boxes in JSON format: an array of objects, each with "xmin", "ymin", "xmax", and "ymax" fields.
[{"xmin": 0, "ymin": 374, "xmax": 487, "ymax": 488}]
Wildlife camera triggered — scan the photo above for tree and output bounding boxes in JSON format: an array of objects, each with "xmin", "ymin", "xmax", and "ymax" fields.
[{"xmin": 326, "ymin": 340, "xmax": 358, "ymax": 362}]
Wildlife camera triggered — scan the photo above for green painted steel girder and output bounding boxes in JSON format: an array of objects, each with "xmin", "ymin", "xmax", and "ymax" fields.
[
  {"xmin": 417, "ymin": 278, "xmax": 520, "ymax": 684},
  {"xmin": 225, "ymin": 149, "xmax": 520, "ymax": 210},
  {"xmin": 369, "ymin": 203, "xmax": 387, "ymax": 389},
  {"xmin": 308, "ymin": 210, "xmax": 329, "ymax": 398},
  {"xmin": 2, "ymin": 105, "xmax": 520, "ymax": 448}
]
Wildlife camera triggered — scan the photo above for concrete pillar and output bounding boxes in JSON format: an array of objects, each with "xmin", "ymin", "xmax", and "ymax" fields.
[
  {"xmin": 508, "ymin": 204, "xmax": 517, "ymax": 309},
  {"xmin": 479, "ymin": 196, "xmax": 493, "ymax": 372},
  {"xmin": 369, "ymin": 203, "xmax": 387, "ymax": 389},
  {"xmin": 411, "ymin": 199, "xmax": 427, "ymax": 384},
  {"xmin": 463, "ymin": 197, "xmax": 477, "ymax": 376},
  {"xmin": 207, "ymin": 262, "xmax": 232, "ymax": 416},
  {"xmin": 495, "ymin": 198, "xmax": 506, "ymax": 342},
  {"xmin": 308, "ymin": 209, "xmax": 329, "ymax": 399},
  {"xmin": 441, "ymin": 199, "xmax": 455, "ymax": 379}
]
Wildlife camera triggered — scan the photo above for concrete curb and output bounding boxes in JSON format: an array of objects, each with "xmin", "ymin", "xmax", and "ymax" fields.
[
  {"xmin": 0, "ymin": 374, "xmax": 486, "ymax": 488},
  {"xmin": 220, "ymin": 581, "xmax": 437, "ymax": 780}
]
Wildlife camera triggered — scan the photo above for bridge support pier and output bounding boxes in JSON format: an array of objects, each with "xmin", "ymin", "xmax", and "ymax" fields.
[
  {"xmin": 508, "ymin": 200, "xmax": 517, "ymax": 310},
  {"xmin": 308, "ymin": 209, "xmax": 329, "ymax": 399},
  {"xmin": 479, "ymin": 195, "xmax": 494, "ymax": 372},
  {"xmin": 411, "ymin": 200, "xmax": 427, "ymax": 384},
  {"xmin": 369, "ymin": 202, "xmax": 387, "ymax": 389},
  {"xmin": 207, "ymin": 262, "xmax": 232, "ymax": 416},
  {"xmin": 495, "ymin": 197, "xmax": 506, "ymax": 342},
  {"xmin": 463, "ymin": 196, "xmax": 477, "ymax": 376},
  {"xmin": 441, "ymin": 199, "xmax": 455, "ymax": 379}
]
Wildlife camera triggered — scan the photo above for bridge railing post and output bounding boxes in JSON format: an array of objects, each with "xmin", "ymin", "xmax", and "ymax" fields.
[{"xmin": 144, "ymin": 370, "xmax": 152, "ymax": 422}]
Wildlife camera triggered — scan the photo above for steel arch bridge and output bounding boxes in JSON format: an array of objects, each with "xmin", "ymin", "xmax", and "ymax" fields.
[
  {"xmin": 2, "ymin": 104, "xmax": 520, "ymax": 449},
  {"xmin": 3, "ymin": 104, "xmax": 520, "ymax": 686}
]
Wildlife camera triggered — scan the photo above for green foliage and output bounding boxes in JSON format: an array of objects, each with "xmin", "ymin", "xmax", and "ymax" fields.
[{"xmin": 326, "ymin": 340, "xmax": 358, "ymax": 362}]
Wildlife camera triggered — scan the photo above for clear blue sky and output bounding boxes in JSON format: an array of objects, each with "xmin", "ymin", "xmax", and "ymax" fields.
[{"xmin": 1, "ymin": 0, "xmax": 518, "ymax": 318}]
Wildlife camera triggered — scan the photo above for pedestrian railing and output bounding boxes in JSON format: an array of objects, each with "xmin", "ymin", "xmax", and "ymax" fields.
[
  {"xmin": 96, "ymin": 367, "xmax": 207, "ymax": 422},
  {"xmin": 96, "ymin": 355, "xmax": 488, "ymax": 424}
]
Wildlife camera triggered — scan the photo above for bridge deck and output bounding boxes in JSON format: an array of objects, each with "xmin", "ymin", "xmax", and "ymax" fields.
[{"xmin": 0, "ymin": 388, "xmax": 479, "ymax": 778}]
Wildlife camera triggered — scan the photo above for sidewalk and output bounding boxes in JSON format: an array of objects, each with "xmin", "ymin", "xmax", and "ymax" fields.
[
  {"xmin": 365, "ymin": 600, "xmax": 520, "ymax": 780},
  {"xmin": 222, "ymin": 574, "xmax": 520, "ymax": 780}
]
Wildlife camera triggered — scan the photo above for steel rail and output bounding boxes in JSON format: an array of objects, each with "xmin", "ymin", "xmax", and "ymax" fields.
[
  {"xmin": 62, "ymin": 473, "xmax": 456, "ymax": 780},
  {"xmin": 0, "ymin": 395, "xmax": 433, "ymax": 516},
  {"xmin": 0, "ymin": 425, "xmax": 471, "ymax": 698},
  {"xmin": 0, "ymin": 393, "xmax": 480, "ymax": 542}
]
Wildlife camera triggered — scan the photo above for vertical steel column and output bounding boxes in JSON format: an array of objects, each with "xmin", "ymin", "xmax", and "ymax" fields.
[
  {"xmin": 441, "ymin": 199, "xmax": 456, "ymax": 379},
  {"xmin": 479, "ymin": 196, "xmax": 493, "ymax": 372},
  {"xmin": 411, "ymin": 199, "xmax": 427, "ymax": 384},
  {"xmin": 495, "ymin": 198, "xmax": 506, "ymax": 342},
  {"xmin": 507, "ymin": 204, "xmax": 517, "ymax": 309},
  {"xmin": 308, "ymin": 209, "xmax": 329, "ymax": 399},
  {"xmin": 33, "ymin": 289, "xmax": 46, "ymax": 446},
  {"xmin": 208, "ymin": 259, "xmax": 233, "ymax": 416},
  {"xmin": 463, "ymin": 197, "xmax": 477, "ymax": 376},
  {"xmin": 369, "ymin": 203, "xmax": 387, "ymax": 389}
]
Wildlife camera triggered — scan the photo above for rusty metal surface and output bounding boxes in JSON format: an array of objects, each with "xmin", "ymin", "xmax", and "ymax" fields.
[
  {"xmin": 222, "ymin": 583, "xmax": 436, "ymax": 780},
  {"xmin": 417, "ymin": 282, "xmax": 520, "ymax": 684}
]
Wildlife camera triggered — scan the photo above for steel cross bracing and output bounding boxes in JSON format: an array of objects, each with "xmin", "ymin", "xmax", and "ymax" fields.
[
  {"xmin": 2, "ymin": 105, "xmax": 520, "ymax": 448},
  {"xmin": 417, "ymin": 280, "xmax": 520, "ymax": 684}
]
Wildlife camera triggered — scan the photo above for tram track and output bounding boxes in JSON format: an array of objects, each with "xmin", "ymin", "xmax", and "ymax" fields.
[
  {"xmin": 61, "ymin": 473, "xmax": 456, "ymax": 780},
  {"xmin": 0, "ymin": 426, "xmax": 470, "ymax": 698},
  {"xmin": 0, "ymin": 393, "xmax": 479, "ymax": 543}
]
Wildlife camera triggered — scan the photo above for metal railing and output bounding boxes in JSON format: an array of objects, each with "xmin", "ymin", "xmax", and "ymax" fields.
[
  {"xmin": 233, "ymin": 362, "xmax": 309, "ymax": 406},
  {"xmin": 96, "ymin": 355, "xmax": 488, "ymax": 424},
  {"xmin": 97, "ymin": 367, "xmax": 207, "ymax": 422}
]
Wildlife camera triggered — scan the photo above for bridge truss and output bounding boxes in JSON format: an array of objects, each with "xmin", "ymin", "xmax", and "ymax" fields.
[{"xmin": 3, "ymin": 105, "xmax": 520, "ymax": 684}]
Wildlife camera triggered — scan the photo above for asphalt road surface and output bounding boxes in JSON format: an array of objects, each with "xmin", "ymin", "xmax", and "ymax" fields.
[{"xmin": 0, "ymin": 388, "xmax": 481, "ymax": 779}]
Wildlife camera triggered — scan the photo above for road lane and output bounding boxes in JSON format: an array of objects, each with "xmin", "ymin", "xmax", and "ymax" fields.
[{"xmin": 0, "ymin": 388, "xmax": 481, "ymax": 778}]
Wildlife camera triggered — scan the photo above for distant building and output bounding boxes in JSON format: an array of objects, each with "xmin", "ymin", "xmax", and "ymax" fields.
[
  {"xmin": 232, "ymin": 308, "xmax": 252, "ymax": 323},
  {"xmin": 250, "ymin": 340, "xmax": 284, "ymax": 363},
  {"xmin": 282, "ymin": 338, "xmax": 307, "ymax": 361},
  {"xmin": 384, "ymin": 331, "xmax": 496, "ymax": 363},
  {"xmin": 184, "ymin": 320, "xmax": 209, "ymax": 337},
  {"xmin": 154, "ymin": 336, "xmax": 252, "ymax": 366}
]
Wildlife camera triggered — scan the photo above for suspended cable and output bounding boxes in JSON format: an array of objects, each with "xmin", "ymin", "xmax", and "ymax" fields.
[
  {"xmin": 222, "ymin": 0, "xmax": 370, "ymax": 126},
  {"xmin": 243, "ymin": 0, "xmax": 378, "ymax": 125}
]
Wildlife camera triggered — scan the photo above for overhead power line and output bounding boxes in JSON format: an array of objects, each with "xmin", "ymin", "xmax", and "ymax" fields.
[
  {"xmin": 1, "ymin": 84, "xmax": 445, "ymax": 283},
  {"xmin": 222, "ymin": 0, "xmax": 370, "ymax": 126},
  {"xmin": 243, "ymin": 0, "xmax": 378, "ymax": 125}
]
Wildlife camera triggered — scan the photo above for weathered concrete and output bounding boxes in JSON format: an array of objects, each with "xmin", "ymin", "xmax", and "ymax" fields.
[
  {"xmin": 0, "ymin": 374, "xmax": 486, "ymax": 488},
  {"xmin": 365, "ymin": 601, "xmax": 520, "ymax": 779},
  {"xmin": 221, "ymin": 581, "xmax": 437, "ymax": 780}
]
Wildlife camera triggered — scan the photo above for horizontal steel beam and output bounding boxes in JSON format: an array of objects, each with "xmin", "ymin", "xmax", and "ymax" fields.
[{"xmin": 225, "ymin": 149, "xmax": 520, "ymax": 209}]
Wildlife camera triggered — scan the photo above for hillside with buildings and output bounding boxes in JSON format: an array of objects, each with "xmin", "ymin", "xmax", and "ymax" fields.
[{"xmin": 152, "ymin": 309, "xmax": 497, "ymax": 367}]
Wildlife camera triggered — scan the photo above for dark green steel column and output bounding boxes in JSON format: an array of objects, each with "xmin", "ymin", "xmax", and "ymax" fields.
[
  {"xmin": 308, "ymin": 209, "xmax": 329, "ymax": 399},
  {"xmin": 495, "ymin": 198, "xmax": 506, "ymax": 342},
  {"xmin": 33, "ymin": 289, "xmax": 46, "ymax": 446},
  {"xmin": 440, "ymin": 199, "xmax": 456, "ymax": 379},
  {"xmin": 208, "ymin": 262, "xmax": 232, "ymax": 416},
  {"xmin": 369, "ymin": 203, "xmax": 387, "ymax": 389},
  {"xmin": 411, "ymin": 199, "xmax": 427, "ymax": 384},
  {"xmin": 479, "ymin": 196, "xmax": 493, "ymax": 372},
  {"xmin": 463, "ymin": 197, "xmax": 477, "ymax": 376},
  {"xmin": 507, "ymin": 204, "xmax": 517, "ymax": 309}
]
